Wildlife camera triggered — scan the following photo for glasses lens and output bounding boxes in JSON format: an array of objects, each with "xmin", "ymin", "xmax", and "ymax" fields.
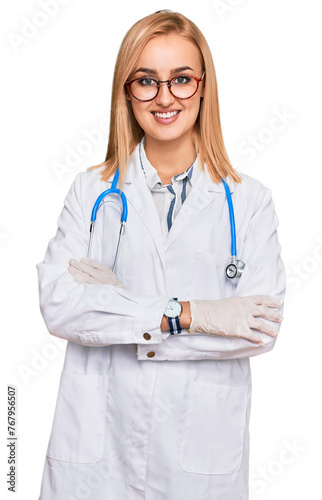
[
  {"xmin": 130, "ymin": 77, "xmax": 158, "ymax": 101},
  {"xmin": 170, "ymin": 76, "xmax": 198, "ymax": 99},
  {"xmin": 129, "ymin": 75, "xmax": 199, "ymax": 100}
]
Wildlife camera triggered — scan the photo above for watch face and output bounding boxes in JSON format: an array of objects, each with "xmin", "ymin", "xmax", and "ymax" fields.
[{"xmin": 165, "ymin": 299, "xmax": 182, "ymax": 318}]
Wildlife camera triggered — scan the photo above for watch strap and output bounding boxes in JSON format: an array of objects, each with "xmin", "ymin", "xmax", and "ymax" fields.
[
  {"xmin": 167, "ymin": 298, "xmax": 182, "ymax": 335},
  {"xmin": 168, "ymin": 317, "xmax": 182, "ymax": 335}
]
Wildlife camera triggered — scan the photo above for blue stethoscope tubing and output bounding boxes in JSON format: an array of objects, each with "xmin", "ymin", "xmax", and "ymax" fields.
[
  {"xmin": 222, "ymin": 179, "xmax": 236, "ymax": 258},
  {"xmin": 87, "ymin": 170, "xmax": 244, "ymax": 280},
  {"xmin": 87, "ymin": 168, "xmax": 128, "ymax": 271},
  {"xmin": 222, "ymin": 179, "xmax": 245, "ymax": 280}
]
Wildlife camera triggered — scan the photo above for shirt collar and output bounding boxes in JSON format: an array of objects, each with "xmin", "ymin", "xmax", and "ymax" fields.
[{"xmin": 138, "ymin": 136, "xmax": 198, "ymax": 189}]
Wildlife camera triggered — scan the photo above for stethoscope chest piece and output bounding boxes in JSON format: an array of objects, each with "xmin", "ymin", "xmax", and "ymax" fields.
[{"xmin": 225, "ymin": 259, "xmax": 245, "ymax": 282}]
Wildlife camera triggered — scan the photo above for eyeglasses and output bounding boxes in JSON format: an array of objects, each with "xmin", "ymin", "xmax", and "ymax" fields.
[{"xmin": 125, "ymin": 71, "xmax": 205, "ymax": 102}]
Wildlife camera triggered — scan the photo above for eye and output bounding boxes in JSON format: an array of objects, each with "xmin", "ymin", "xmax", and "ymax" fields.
[
  {"xmin": 138, "ymin": 77, "xmax": 157, "ymax": 87},
  {"xmin": 172, "ymin": 75, "xmax": 191, "ymax": 85}
]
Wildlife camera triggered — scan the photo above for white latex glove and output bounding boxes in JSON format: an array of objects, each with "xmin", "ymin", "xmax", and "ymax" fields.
[
  {"xmin": 68, "ymin": 258, "xmax": 123, "ymax": 287},
  {"xmin": 188, "ymin": 295, "xmax": 283, "ymax": 345}
]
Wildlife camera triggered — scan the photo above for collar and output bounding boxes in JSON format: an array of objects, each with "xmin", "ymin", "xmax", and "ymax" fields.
[
  {"xmin": 138, "ymin": 136, "xmax": 198, "ymax": 189},
  {"xmin": 105, "ymin": 138, "xmax": 238, "ymax": 194}
]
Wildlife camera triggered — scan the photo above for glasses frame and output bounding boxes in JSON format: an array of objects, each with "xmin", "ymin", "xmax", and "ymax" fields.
[{"xmin": 125, "ymin": 71, "xmax": 205, "ymax": 102}]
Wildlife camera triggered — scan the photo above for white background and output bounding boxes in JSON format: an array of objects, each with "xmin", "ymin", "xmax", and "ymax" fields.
[{"xmin": 1, "ymin": 0, "xmax": 321, "ymax": 498}]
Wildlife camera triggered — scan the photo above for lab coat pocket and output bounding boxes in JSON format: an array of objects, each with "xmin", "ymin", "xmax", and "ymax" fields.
[
  {"xmin": 178, "ymin": 382, "xmax": 248, "ymax": 474},
  {"xmin": 47, "ymin": 371, "xmax": 109, "ymax": 463},
  {"xmin": 191, "ymin": 252, "xmax": 232, "ymax": 299}
]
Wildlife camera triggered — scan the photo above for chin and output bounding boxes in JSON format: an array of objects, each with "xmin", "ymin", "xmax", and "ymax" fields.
[{"xmin": 147, "ymin": 128, "xmax": 189, "ymax": 143}]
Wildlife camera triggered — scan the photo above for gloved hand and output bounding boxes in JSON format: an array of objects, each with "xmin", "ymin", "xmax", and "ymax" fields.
[
  {"xmin": 68, "ymin": 258, "xmax": 123, "ymax": 287},
  {"xmin": 188, "ymin": 295, "xmax": 283, "ymax": 345}
]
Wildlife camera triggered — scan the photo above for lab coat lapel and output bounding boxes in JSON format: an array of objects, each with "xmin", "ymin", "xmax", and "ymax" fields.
[
  {"xmin": 122, "ymin": 146, "xmax": 166, "ymax": 268},
  {"xmin": 164, "ymin": 167, "xmax": 236, "ymax": 253},
  {"xmin": 117, "ymin": 143, "xmax": 237, "ymax": 263},
  {"xmin": 163, "ymin": 169, "xmax": 213, "ymax": 252}
]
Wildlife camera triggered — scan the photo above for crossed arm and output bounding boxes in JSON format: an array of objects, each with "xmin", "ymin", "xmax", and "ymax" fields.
[
  {"xmin": 68, "ymin": 257, "xmax": 283, "ymax": 347},
  {"xmin": 37, "ymin": 172, "xmax": 285, "ymax": 360}
]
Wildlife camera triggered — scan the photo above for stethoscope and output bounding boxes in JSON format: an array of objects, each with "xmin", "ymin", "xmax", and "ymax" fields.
[
  {"xmin": 87, "ymin": 169, "xmax": 128, "ymax": 272},
  {"xmin": 87, "ymin": 170, "xmax": 245, "ymax": 281},
  {"xmin": 222, "ymin": 179, "xmax": 245, "ymax": 282}
]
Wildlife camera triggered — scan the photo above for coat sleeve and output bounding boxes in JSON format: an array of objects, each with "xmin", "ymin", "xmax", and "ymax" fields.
[
  {"xmin": 147, "ymin": 183, "xmax": 286, "ymax": 361},
  {"xmin": 36, "ymin": 173, "xmax": 170, "ymax": 347}
]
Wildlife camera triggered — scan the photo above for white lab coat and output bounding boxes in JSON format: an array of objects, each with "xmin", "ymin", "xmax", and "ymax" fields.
[{"xmin": 36, "ymin": 141, "xmax": 285, "ymax": 500}]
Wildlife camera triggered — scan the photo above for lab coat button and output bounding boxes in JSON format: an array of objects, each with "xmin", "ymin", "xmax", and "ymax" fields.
[
  {"xmin": 147, "ymin": 351, "xmax": 155, "ymax": 358},
  {"xmin": 143, "ymin": 333, "xmax": 151, "ymax": 340}
]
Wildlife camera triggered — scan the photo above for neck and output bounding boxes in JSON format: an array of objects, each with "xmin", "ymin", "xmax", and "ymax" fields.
[{"xmin": 144, "ymin": 134, "xmax": 197, "ymax": 185}]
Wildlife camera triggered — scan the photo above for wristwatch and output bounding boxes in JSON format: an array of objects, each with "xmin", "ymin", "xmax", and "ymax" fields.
[{"xmin": 164, "ymin": 298, "xmax": 183, "ymax": 335}]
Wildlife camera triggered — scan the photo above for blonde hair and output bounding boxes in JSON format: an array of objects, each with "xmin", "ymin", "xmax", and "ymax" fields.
[{"xmin": 88, "ymin": 9, "xmax": 241, "ymax": 186}]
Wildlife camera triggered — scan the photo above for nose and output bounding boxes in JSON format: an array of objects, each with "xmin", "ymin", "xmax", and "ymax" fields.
[{"xmin": 155, "ymin": 81, "xmax": 175, "ymax": 106}]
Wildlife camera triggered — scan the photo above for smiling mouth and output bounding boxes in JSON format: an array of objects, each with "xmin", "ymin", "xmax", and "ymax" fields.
[{"xmin": 152, "ymin": 110, "xmax": 181, "ymax": 118}]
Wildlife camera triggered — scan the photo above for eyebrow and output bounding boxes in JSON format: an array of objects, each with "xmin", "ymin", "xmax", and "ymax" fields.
[{"xmin": 133, "ymin": 66, "xmax": 194, "ymax": 76}]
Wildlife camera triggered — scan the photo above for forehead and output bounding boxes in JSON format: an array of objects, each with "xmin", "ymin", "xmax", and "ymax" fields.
[{"xmin": 136, "ymin": 33, "xmax": 202, "ymax": 71}]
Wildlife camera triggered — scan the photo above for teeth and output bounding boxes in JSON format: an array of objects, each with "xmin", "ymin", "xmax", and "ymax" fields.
[{"xmin": 154, "ymin": 110, "xmax": 179, "ymax": 118}]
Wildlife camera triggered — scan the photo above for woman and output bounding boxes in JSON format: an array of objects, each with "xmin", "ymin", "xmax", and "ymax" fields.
[{"xmin": 37, "ymin": 9, "xmax": 285, "ymax": 500}]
